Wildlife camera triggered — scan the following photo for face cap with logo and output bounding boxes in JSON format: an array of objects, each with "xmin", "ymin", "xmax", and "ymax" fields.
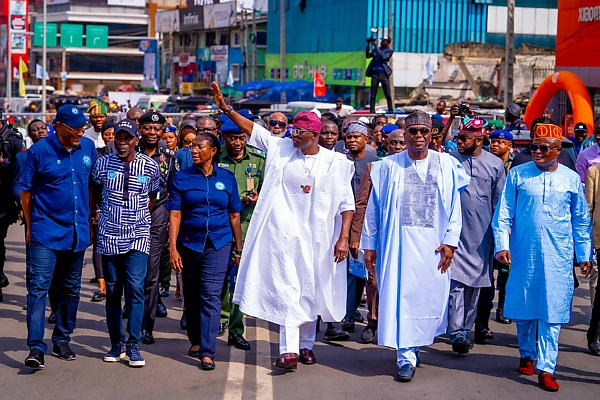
[
  {"xmin": 115, "ymin": 119, "xmax": 139, "ymax": 138},
  {"xmin": 53, "ymin": 104, "xmax": 90, "ymax": 128}
]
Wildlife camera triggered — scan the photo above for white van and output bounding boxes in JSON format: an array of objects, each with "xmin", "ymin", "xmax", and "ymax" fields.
[
  {"xmin": 25, "ymin": 85, "xmax": 55, "ymax": 101},
  {"xmin": 136, "ymin": 95, "xmax": 169, "ymax": 111}
]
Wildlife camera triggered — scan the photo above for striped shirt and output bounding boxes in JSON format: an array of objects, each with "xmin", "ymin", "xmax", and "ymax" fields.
[{"xmin": 92, "ymin": 153, "xmax": 161, "ymax": 255}]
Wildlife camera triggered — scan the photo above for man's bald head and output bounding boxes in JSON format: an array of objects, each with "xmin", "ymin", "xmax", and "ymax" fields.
[
  {"xmin": 126, "ymin": 107, "xmax": 144, "ymax": 126},
  {"xmin": 268, "ymin": 112, "xmax": 288, "ymax": 137},
  {"xmin": 387, "ymin": 129, "xmax": 406, "ymax": 154},
  {"xmin": 196, "ymin": 116, "xmax": 217, "ymax": 133}
]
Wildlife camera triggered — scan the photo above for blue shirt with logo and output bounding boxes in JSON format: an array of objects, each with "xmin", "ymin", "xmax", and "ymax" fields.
[
  {"xmin": 166, "ymin": 165, "xmax": 242, "ymax": 253},
  {"xmin": 20, "ymin": 134, "xmax": 97, "ymax": 252}
]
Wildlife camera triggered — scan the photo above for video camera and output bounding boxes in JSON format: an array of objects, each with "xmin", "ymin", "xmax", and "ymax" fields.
[{"xmin": 458, "ymin": 102, "xmax": 471, "ymax": 116}]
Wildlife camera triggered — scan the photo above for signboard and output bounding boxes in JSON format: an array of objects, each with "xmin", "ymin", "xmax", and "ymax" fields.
[
  {"xmin": 210, "ymin": 45, "xmax": 228, "ymax": 61},
  {"xmin": 107, "ymin": 0, "xmax": 146, "ymax": 6},
  {"xmin": 9, "ymin": 0, "xmax": 28, "ymax": 56},
  {"xmin": 86, "ymin": 25, "xmax": 109, "ymax": 49},
  {"xmin": 265, "ymin": 52, "xmax": 366, "ymax": 86},
  {"xmin": 139, "ymin": 39, "xmax": 158, "ymax": 53},
  {"xmin": 34, "ymin": 23, "xmax": 58, "ymax": 47},
  {"xmin": 180, "ymin": 6, "xmax": 204, "ymax": 32},
  {"xmin": 204, "ymin": 2, "xmax": 236, "ymax": 29},
  {"xmin": 178, "ymin": 53, "xmax": 190, "ymax": 67},
  {"xmin": 155, "ymin": 9, "xmax": 180, "ymax": 33},
  {"xmin": 187, "ymin": 0, "xmax": 219, "ymax": 5},
  {"xmin": 60, "ymin": 24, "xmax": 83, "ymax": 48},
  {"xmin": 556, "ymin": 0, "xmax": 600, "ymax": 67}
]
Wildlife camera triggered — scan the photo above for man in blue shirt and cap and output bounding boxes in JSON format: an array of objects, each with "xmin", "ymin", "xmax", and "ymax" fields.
[{"xmin": 20, "ymin": 104, "xmax": 97, "ymax": 369}]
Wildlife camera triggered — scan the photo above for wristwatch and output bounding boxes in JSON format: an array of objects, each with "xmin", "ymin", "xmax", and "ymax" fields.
[
  {"xmin": 224, "ymin": 105, "xmax": 233, "ymax": 115},
  {"xmin": 233, "ymin": 249, "xmax": 242, "ymax": 256}
]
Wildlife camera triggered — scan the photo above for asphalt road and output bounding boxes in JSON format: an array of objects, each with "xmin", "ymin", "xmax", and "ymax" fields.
[{"xmin": 0, "ymin": 224, "xmax": 599, "ymax": 400}]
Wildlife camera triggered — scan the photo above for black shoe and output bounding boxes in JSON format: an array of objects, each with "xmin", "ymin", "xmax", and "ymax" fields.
[
  {"xmin": 141, "ymin": 330, "xmax": 155, "ymax": 345},
  {"xmin": 474, "ymin": 328, "xmax": 494, "ymax": 344},
  {"xmin": 452, "ymin": 338, "xmax": 470, "ymax": 355},
  {"xmin": 588, "ymin": 337, "xmax": 600, "ymax": 356},
  {"xmin": 52, "ymin": 342, "xmax": 76, "ymax": 361},
  {"xmin": 395, "ymin": 364, "xmax": 416, "ymax": 382},
  {"xmin": 180, "ymin": 312, "xmax": 187, "ymax": 330},
  {"xmin": 228, "ymin": 334, "xmax": 251, "ymax": 350},
  {"xmin": 156, "ymin": 302, "xmax": 168, "ymax": 318},
  {"xmin": 342, "ymin": 320, "xmax": 355, "ymax": 333},
  {"xmin": 159, "ymin": 286, "xmax": 169, "ymax": 297},
  {"xmin": 323, "ymin": 323, "xmax": 351, "ymax": 341},
  {"xmin": 360, "ymin": 326, "xmax": 376, "ymax": 343},
  {"xmin": 122, "ymin": 307, "xmax": 128, "ymax": 319},
  {"xmin": 0, "ymin": 273, "xmax": 8, "ymax": 288},
  {"xmin": 467, "ymin": 338, "xmax": 474, "ymax": 349},
  {"xmin": 47, "ymin": 312, "xmax": 57, "ymax": 324},
  {"xmin": 188, "ymin": 346, "xmax": 200, "ymax": 358},
  {"xmin": 25, "ymin": 349, "xmax": 45, "ymax": 370},
  {"xmin": 91, "ymin": 290, "xmax": 104, "ymax": 302},
  {"xmin": 0, "ymin": 289, "xmax": 3, "ymax": 303},
  {"xmin": 354, "ymin": 310, "xmax": 365, "ymax": 323},
  {"xmin": 89, "ymin": 277, "xmax": 98, "ymax": 284},
  {"xmin": 496, "ymin": 309, "xmax": 512, "ymax": 324},
  {"xmin": 201, "ymin": 359, "xmax": 216, "ymax": 370},
  {"xmin": 217, "ymin": 322, "xmax": 227, "ymax": 337}
]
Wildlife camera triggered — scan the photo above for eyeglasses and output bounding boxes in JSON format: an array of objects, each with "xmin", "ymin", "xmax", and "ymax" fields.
[
  {"xmin": 530, "ymin": 144, "xmax": 560, "ymax": 153},
  {"xmin": 269, "ymin": 120, "xmax": 287, "ymax": 128},
  {"xmin": 196, "ymin": 127, "xmax": 216, "ymax": 133},
  {"xmin": 407, "ymin": 127, "xmax": 431, "ymax": 136},
  {"xmin": 290, "ymin": 127, "xmax": 313, "ymax": 136},
  {"xmin": 320, "ymin": 131, "xmax": 337, "ymax": 136},
  {"xmin": 456, "ymin": 135, "xmax": 473, "ymax": 142},
  {"xmin": 62, "ymin": 122, "xmax": 90, "ymax": 133}
]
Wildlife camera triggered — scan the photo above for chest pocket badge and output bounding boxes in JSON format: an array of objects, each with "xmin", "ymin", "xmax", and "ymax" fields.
[
  {"xmin": 83, "ymin": 155, "xmax": 91, "ymax": 167},
  {"xmin": 215, "ymin": 182, "xmax": 225, "ymax": 190},
  {"xmin": 138, "ymin": 175, "xmax": 149, "ymax": 184}
]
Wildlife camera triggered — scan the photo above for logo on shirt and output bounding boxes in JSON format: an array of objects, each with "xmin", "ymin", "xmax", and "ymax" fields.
[
  {"xmin": 215, "ymin": 181, "xmax": 225, "ymax": 190},
  {"xmin": 108, "ymin": 170, "xmax": 117, "ymax": 179},
  {"xmin": 83, "ymin": 155, "xmax": 91, "ymax": 166},
  {"xmin": 138, "ymin": 175, "xmax": 149, "ymax": 184}
]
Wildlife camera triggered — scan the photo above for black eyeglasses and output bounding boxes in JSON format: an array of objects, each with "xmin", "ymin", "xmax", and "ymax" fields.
[
  {"xmin": 456, "ymin": 135, "xmax": 473, "ymax": 142},
  {"xmin": 269, "ymin": 120, "xmax": 286, "ymax": 128},
  {"xmin": 530, "ymin": 144, "xmax": 560, "ymax": 153},
  {"xmin": 407, "ymin": 127, "xmax": 431, "ymax": 135}
]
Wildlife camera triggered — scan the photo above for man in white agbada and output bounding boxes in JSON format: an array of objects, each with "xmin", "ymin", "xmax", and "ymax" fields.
[
  {"xmin": 211, "ymin": 82, "xmax": 355, "ymax": 370},
  {"xmin": 362, "ymin": 110, "xmax": 469, "ymax": 382}
]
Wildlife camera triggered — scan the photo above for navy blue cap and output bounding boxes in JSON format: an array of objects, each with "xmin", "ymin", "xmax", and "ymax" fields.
[
  {"xmin": 238, "ymin": 109, "xmax": 258, "ymax": 120},
  {"xmin": 220, "ymin": 119, "xmax": 243, "ymax": 135},
  {"xmin": 381, "ymin": 123, "xmax": 397, "ymax": 134},
  {"xmin": 574, "ymin": 122, "xmax": 588, "ymax": 132},
  {"xmin": 489, "ymin": 129, "xmax": 513, "ymax": 141},
  {"xmin": 163, "ymin": 125, "xmax": 177, "ymax": 134},
  {"xmin": 431, "ymin": 118, "xmax": 445, "ymax": 134},
  {"xmin": 53, "ymin": 104, "xmax": 89, "ymax": 128},
  {"xmin": 138, "ymin": 111, "xmax": 166, "ymax": 125},
  {"xmin": 114, "ymin": 119, "xmax": 139, "ymax": 138}
]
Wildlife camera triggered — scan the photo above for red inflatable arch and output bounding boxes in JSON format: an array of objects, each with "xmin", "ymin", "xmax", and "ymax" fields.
[{"xmin": 523, "ymin": 71, "xmax": 594, "ymax": 134}]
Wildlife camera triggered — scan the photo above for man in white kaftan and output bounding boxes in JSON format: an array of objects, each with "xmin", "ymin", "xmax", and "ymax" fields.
[
  {"xmin": 362, "ymin": 110, "xmax": 469, "ymax": 382},
  {"xmin": 209, "ymin": 88, "xmax": 356, "ymax": 370}
]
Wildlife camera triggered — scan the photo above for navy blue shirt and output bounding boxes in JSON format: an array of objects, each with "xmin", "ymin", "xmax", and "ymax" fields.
[
  {"xmin": 20, "ymin": 134, "xmax": 97, "ymax": 251},
  {"xmin": 166, "ymin": 165, "xmax": 242, "ymax": 253}
]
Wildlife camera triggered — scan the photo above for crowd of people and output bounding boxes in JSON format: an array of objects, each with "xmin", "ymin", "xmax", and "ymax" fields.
[{"xmin": 0, "ymin": 83, "xmax": 598, "ymax": 393}]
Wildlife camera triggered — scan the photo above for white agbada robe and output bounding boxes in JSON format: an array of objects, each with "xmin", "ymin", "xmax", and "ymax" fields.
[
  {"xmin": 233, "ymin": 123, "xmax": 355, "ymax": 328},
  {"xmin": 362, "ymin": 151, "xmax": 469, "ymax": 349}
]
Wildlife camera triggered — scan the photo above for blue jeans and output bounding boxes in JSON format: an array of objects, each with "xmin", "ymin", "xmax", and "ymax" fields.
[
  {"xmin": 179, "ymin": 239, "xmax": 231, "ymax": 359},
  {"xmin": 26, "ymin": 240, "xmax": 85, "ymax": 353},
  {"xmin": 102, "ymin": 251, "xmax": 148, "ymax": 345}
]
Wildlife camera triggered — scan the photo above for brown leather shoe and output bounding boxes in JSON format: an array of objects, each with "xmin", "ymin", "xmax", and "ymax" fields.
[
  {"xmin": 518, "ymin": 358, "xmax": 535, "ymax": 375},
  {"xmin": 299, "ymin": 348, "xmax": 316, "ymax": 365},
  {"xmin": 275, "ymin": 353, "xmax": 297, "ymax": 370}
]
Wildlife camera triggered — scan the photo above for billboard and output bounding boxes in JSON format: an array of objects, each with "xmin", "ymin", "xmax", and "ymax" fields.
[
  {"xmin": 556, "ymin": 0, "xmax": 600, "ymax": 67},
  {"xmin": 204, "ymin": 2, "xmax": 235, "ymax": 29}
]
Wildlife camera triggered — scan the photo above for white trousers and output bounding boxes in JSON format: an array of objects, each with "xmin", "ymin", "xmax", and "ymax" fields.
[
  {"xmin": 396, "ymin": 347, "xmax": 420, "ymax": 368},
  {"xmin": 279, "ymin": 320, "xmax": 317, "ymax": 355}
]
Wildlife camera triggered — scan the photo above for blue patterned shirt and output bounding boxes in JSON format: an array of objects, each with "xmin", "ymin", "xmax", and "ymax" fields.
[{"xmin": 92, "ymin": 153, "xmax": 161, "ymax": 255}]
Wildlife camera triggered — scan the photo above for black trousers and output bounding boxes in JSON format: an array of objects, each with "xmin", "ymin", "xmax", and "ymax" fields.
[
  {"xmin": 369, "ymin": 70, "xmax": 394, "ymax": 113},
  {"xmin": 588, "ymin": 254, "xmax": 600, "ymax": 342},
  {"xmin": 0, "ymin": 216, "xmax": 10, "ymax": 280},
  {"xmin": 142, "ymin": 205, "xmax": 169, "ymax": 332}
]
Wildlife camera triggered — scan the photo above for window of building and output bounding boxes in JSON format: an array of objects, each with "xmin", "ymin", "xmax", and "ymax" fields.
[
  {"xmin": 205, "ymin": 31, "xmax": 216, "ymax": 47},
  {"xmin": 256, "ymin": 31, "xmax": 267, "ymax": 48},
  {"xmin": 231, "ymin": 30, "xmax": 241, "ymax": 47},
  {"xmin": 231, "ymin": 64, "xmax": 240, "ymax": 82},
  {"xmin": 219, "ymin": 33, "xmax": 230, "ymax": 46}
]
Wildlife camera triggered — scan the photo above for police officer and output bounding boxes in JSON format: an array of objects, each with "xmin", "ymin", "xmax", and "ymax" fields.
[
  {"xmin": 137, "ymin": 111, "xmax": 178, "ymax": 344},
  {"xmin": 0, "ymin": 109, "xmax": 26, "ymax": 302},
  {"xmin": 505, "ymin": 103, "xmax": 528, "ymax": 132},
  {"xmin": 217, "ymin": 117, "xmax": 266, "ymax": 350}
]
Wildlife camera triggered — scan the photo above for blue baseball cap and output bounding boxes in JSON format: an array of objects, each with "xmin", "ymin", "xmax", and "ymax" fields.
[
  {"xmin": 238, "ymin": 108, "xmax": 258, "ymax": 120},
  {"xmin": 114, "ymin": 119, "xmax": 139, "ymax": 138},
  {"xmin": 53, "ymin": 104, "xmax": 89, "ymax": 128},
  {"xmin": 381, "ymin": 123, "xmax": 398, "ymax": 134},
  {"xmin": 489, "ymin": 129, "xmax": 513, "ymax": 141},
  {"xmin": 220, "ymin": 119, "xmax": 243, "ymax": 135}
]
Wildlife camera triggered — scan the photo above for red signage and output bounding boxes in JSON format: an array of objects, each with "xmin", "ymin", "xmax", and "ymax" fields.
[{"xmin": 556, "ymin": 0, "xmax": 600, "ymax": 67}]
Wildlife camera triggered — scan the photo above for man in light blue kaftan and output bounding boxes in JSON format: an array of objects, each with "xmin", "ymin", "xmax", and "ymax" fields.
[
  {"xmin": 362, "ymin": 111, "xmax": 470, "ymax": 383},
  {"xmin": 492, "ymin": 123, "xmax": 592, "ymax": 392}
]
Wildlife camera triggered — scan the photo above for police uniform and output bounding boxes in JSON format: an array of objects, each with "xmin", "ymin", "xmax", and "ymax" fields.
[
  {"xmin": 136, "ymin": 112, "xmax": 179, "ymax": 340},
  {"xmin": 505, "ymin": 119, "xmax": 528, "ymax": 132},
  {"xmin": 217, "ymin": 145, "xmax": 265, "ymax": 340},
  {"xmin": 0, "ymin": 119, "xmax": 25, "ymax": 300}
]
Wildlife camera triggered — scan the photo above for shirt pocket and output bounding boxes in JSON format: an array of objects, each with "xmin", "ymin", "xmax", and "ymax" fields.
[{"xmin": 473, "ymin": 175, "xmax": 491, "ymax": 199}]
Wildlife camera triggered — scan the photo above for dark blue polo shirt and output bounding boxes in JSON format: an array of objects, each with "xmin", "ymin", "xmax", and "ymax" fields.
[
  {"xmin": 20, "ymin": 134, "xmax": 97, "ymax": 252},
  {"xmin": 166, "ymin": 165, "xmax": 242, "ymax": 253}
]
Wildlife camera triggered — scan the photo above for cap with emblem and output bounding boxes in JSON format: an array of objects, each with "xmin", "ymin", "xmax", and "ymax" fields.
[
  {"xmin": 163, "ymin": 125, "xmax": 177, "ymax": 134},
  {"xmin": 533, "ymin": 123, "xmax": 562, "ymax": 140},
  {"xmin": 487, "ymin": 120, "xmax": 505, "ymax": 130},
  {"xmin": 138, "ymin": 112, "xmax": 166, "ymax": 126},
  {"xmin": 431, "ymin": 119, "xmax": 445, "ymax": 135},
  {"xmin": 87, "ymin": 100, "xmax": 107, "ymax": 116},
  {"xmin": 238, "ymin": 109, "xmax": 258, "ymax": 120},
  {"xmin": 489, "ymin": 130, "xmax": 513, "ymax": 141},
  {"xmin": 460, "ymin": 115, "xmax": 488, "ymax": 135},
  {"xmin": 53, "ymin": 104, "xmax": 90, "ymax": 128},
  {"xmin": 574, "ymin": 122, "xmax": 588, "ymax": 133},
  {"xmin": 114, "ymin": 119, "xmax": 139, "ymax": 138}
]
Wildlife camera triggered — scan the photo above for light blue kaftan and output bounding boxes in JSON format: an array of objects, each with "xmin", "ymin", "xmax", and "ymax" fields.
[{"xmin": 492, "ymin": 162, "xmax": 592, "ymax": 324}]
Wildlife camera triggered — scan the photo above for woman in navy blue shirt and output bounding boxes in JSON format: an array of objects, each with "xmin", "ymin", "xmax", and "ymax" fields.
[{"xmin": 167, "ymin": 132, "xmax": 243, "ymax": 370}]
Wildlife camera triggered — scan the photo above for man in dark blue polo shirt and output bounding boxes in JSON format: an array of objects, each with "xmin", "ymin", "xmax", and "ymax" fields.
[{"xmin": 20, "ymin": 104, "xmax": 97, "ymax": 370}]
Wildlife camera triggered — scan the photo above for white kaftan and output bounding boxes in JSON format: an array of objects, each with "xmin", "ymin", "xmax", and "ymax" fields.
[
  {"xmin": 232, "ymin": 123, "xmax": 355, "ymax": 328},
  {"xmin": 362, "ymin": 151, "xmax": 469, "ymax": 349}
]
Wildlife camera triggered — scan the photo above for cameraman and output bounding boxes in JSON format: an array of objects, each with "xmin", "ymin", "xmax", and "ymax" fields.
[
  {"xmin": 366, "ymin": 36, "xmax": 394, "ymax": 114},
  {"xmin": 0, "ymin": 110, "xmax": 26, "ymax": 302}
]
